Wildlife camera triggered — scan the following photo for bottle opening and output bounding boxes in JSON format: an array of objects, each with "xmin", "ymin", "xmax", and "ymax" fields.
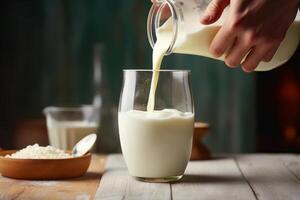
[{"xmin": 147, "ymin": 0, "xmax": 179, "ymax": 55}]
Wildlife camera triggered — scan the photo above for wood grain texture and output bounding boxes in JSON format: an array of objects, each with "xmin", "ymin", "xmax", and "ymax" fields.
[
  {"xmin": 280, "ymin": 154, "xmax": 300, "ymax": 181},
  {"xmin": 172, "ymin": 156, "xmax": 256, "ymax": 200},
  {"xmin": 95, "ymin": 154, "xmax": 171, "ymax": 200},
  {"xmin": 235, "ymin": 154, "xmax": 300, "ymax": 200},
  {"xmin": 2, "ymin": 154, "xmax": 300, "ymax": 200},
  {"xmin": 0, "ymin": 154, "xmax": 106, "ymax": 200}
]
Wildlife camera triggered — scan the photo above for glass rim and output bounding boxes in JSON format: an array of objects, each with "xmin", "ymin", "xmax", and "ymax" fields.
[
  {"xmin": 123, "ymin": 69, "xmax": 191, "ymax": 72},
  {"xmin": 147, "ymin": 0, "xmax": 179, "ymax": 55},
  {"xmin": 43, "ymin": 105, "xmax": 96, "ymax": 114}
]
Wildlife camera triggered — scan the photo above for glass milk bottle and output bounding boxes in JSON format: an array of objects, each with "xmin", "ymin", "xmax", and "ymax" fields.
[{"xmin": 147, "ymin": 0, "xmax": 300, "ymax": 71}]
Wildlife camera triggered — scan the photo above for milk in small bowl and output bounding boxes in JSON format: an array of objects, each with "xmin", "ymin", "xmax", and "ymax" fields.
[{"xmin": 43, "ymin": 106, "xmax": 99, "ymax": 151}]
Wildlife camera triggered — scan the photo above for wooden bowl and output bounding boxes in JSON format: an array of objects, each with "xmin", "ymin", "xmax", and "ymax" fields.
[
  {"xmin": 0, "ymin": 150, "xmax": 91, "ymax": 180},
  {"xmin": 191, "ymin": 122, "xmax": 211, "ymax": 160}
]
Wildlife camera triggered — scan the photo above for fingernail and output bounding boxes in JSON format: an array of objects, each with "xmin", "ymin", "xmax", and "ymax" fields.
[
  {"xmin": 242, "ymin": 67, "xmax": 253, "ymax": 73},
  {"xmin": 200, "ymin": 15, "xmax": 211, "ymax": 24}
]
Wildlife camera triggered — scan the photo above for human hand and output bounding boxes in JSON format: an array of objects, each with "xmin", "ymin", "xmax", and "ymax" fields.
[
  {"xmin": 151, "ymin": 0, "xmax": 171, "ymax": 20},
  {"xmin": 201, "ymin": 0, "xmax": 300, "ymax": 72}
]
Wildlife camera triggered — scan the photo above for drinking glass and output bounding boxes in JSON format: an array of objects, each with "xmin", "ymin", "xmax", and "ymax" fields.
[
  {"xmin": 43, "ymin": 106, "xmax": 99, "ymax": 150},
  {"xmin": 118, "ymin": 70, "xmax": 194, "ymax": 182}
]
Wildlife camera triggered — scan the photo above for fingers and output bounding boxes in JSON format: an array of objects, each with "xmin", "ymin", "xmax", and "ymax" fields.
[
  {"xmin": 201, "ymin": 0, "xmax": 230, "ymax": 25},
  {"xmin": 241, "ymin": 45, "xmax": 269, "ymax": 72},
  {"xmin": 152, "ymin": 1, "xmax": 171, "ymax": 21},
  {"xmin": 262, "ymin": 43, "xmax": 280, "ymax": 62},
  {"xmin": 209, "ymin": 25, "xmax": 236, "ymax": 57},
  {"xmin": 224, "ymin": 41, "xmax": 281, "ymax": 71},
  {"xmin": 224, "ymin": 37, "xmax": 251, "ymax": 67},
  {"xmin": 161, "ymin": 4, "xmax": 171, "ymax": 20}
]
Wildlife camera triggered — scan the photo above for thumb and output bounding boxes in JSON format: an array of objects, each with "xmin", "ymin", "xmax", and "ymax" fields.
[{"xmin": 200, "ymin": 0, "xmax": 230, "ymax": 25}]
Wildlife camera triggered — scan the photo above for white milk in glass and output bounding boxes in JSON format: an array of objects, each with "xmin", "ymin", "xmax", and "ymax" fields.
[
  {"xmin": 119, "ymin": 14, "xmax": 195, "ymax": 178},
  {"xmin": 121, "ymin": 0, "xmax": 300, "ymax": 180},
  {"xmin": 119, "ymin": 1, "xmax": 197, "ymax": 180},
  {"xmin": 46, "ymin": 121, "xmax": 98, "ymax": 150},
  {"xmin": 118, "ymin": 109, "xmax": 194, "ymax": 178}
]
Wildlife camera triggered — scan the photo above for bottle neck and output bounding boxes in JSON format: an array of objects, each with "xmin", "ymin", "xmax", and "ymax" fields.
[{"xmin": 147, "ymin": 0, "xmax": 180, "ymax": 55}]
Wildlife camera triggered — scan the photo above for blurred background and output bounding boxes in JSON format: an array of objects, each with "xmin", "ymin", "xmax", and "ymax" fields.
[{"xmin": 0, "ymin": 0, "xmax": 299, "ymax": 153}]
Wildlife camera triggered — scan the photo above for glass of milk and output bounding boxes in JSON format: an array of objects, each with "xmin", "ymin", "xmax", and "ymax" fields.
[
  {"xmin": 43, "ymin": 106, "xmax": 99, "ymax": 150},
  {"xmin": 118, "ymin": 70, "xmax": 194, "ymax": 182}
]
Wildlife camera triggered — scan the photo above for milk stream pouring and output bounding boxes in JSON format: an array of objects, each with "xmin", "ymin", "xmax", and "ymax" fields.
[{"xmin": 147, "ymin": 0, "xmax": 300, "ymax": 71}]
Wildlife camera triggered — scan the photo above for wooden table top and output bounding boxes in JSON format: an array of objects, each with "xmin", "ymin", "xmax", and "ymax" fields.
[{"xmin": 1, "ymin": 154, "xmax": 300, "ymax": 200}]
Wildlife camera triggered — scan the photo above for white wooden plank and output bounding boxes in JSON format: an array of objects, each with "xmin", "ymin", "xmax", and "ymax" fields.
[
  {"xmin": 94, "ymin": 154, "xmax": 171, "ymax": 200},
  {"xmin": 94, "ymin": 155, "xmax": 131, "ymax": 200},
  {"xmin": 172, "ymin": 157, "xmax": 256, "ymax": 200},
  {"xmin": 235, "ymin": 154, "xmax": 300, "ymax": 200},
  {"xmin": 279, "ymin": 154, "xmax": 300, "ymax": 181}
]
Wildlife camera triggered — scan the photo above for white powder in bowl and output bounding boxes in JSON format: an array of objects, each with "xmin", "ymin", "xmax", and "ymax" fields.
[{"xmin": 5, "ymin": 144, "xmax": 72, "ymax": 159}]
